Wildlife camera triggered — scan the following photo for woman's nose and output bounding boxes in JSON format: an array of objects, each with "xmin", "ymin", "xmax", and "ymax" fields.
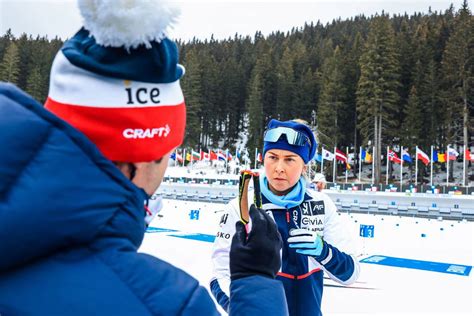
[{"xmin": 275, "ymin": 160, "xmax": 284, "ymax": 172}]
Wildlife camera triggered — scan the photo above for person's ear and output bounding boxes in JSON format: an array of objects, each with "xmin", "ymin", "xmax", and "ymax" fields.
[
  {"xmin": 114, "ymin": 162, "xmax": 141, "ymax": 180},
  {"xmin": 115, "ymin": 162, "xmax": 134, "ymax": 179}
]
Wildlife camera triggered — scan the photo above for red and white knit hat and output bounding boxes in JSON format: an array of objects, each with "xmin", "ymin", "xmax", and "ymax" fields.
[{"xmin": 45, "ymin": 0, "xmax": 186, "ymax": 162}]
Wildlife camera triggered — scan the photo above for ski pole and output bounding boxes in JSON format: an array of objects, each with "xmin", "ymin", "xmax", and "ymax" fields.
[
  {"xmin": 238, "ymin": 170, "xmax": 253, "ymax": 223},
  {"xmin": 252, "ymin": 172, "xmax": 262, "ymax": 209}
]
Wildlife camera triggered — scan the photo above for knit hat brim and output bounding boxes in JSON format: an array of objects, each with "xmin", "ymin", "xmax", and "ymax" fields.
[{"xmin": 263, "ymin": 119, "xmax": 317, "ymax": 164}]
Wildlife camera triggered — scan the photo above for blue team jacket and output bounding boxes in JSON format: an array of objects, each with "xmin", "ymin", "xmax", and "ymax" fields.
[{"xmin": 0, "ymin": 83, "xmax": 287, "ymax": 316}]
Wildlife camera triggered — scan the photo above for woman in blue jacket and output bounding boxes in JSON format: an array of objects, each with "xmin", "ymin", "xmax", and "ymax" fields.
[{"xmin": 211, "ymin": 119, "xmax": 360, "ymax": 315}]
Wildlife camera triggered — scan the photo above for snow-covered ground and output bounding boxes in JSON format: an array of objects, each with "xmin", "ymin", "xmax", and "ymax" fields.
[{"xmin": 139, "ymin": 199, "xmax": 473, "ymax": 316}]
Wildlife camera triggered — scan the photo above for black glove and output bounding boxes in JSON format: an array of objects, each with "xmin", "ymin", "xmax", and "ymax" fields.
[{"xmin": 230, "ymin": 204, "xmax": 282, "ymax": 281}]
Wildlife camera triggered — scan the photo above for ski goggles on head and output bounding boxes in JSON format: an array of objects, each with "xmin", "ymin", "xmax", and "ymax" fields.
[{"xmin": 264, "ymin": 127, "xmax": 311, "ymax": 147}]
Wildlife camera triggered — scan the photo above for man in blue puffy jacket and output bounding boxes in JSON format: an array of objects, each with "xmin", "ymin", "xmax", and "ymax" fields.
[{"xmin": 0, "ymin": 1, "xmax": 287, "ymax": 315}]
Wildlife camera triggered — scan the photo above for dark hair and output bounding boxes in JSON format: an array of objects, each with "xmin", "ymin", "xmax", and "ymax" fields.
[{"xmin": 114, "ymin": 158, "xmax": 163, "ymax": 180}]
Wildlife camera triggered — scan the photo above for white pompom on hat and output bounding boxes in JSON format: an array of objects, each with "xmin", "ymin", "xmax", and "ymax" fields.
[{"xmin": 78, "ymin": 0, "xmax": 180, "ymax": 50}]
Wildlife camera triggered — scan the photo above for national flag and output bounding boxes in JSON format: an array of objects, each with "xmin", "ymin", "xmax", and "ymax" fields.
[
  {"xmin": 335, "ymin": 148, "xmax": 347, "ymax": 162},
  {"xmin": 466, "ymin": 148, "xmax": 474, "ymax": 162},
  {"xmin": 216, "ymin": 150, "xmax": 226, "ymax": 161},
  {"xmin": 227, "ymin": 152, "xmax": 233, "ymax": 161},
  {"xmin": 448, "ymin": 147, "xmax": 459, "ymax": 161},
  {"xmin": 185, "ymin": 152, "xmax": 191, "ymax": 162},
  {"xmin": 171, "ymin": 152, "xmax": 183, "ymax": 163},
  {"xmin": 388, "ymin": 150, "xmax": 401, "ymax": 164},
  {"xmin": 257, "ymin": 152, "xmax": 263, "ymax": 162},
  {"xmin": 416, "ymin": 148, "xmax": 430, "ymax": 166},
  {"xmin": 346, "ymin": 162, "xmax": 351, "ymax": 170},
  {"xmin": 432, "ymin": 149, "xmax": 438, "ymax": 162},
  {"xmin": 402, "ymin": 149, "xmax": 412, "ymax": 163},
  {"xmin": 365, "ymin": 152, "xmax": 372, "ymax": 163},
  {"xmin": 361, "ymin": 149, "xmax": 366, "ymax": 161},
  {"xmin": 201, "ymin": 151, "xmax": 210, "ymax": 161},
  {"xmin": 365, "ymin": 153, "xmax": 372, "ymax": 163},
  {"xmin": 210, "ymin": 150, "xmax": 218, "ymax": 160},
  {"xmin": 192, "ymin": 150, "xmax": 201, "ymax": 160},
  {"xmin": 322, "ymin": 148, "xmax": 335, "ymax": 161},
  {"xmin": 438, "ymin": 152, "xmax": 446, "ymax": 163}
]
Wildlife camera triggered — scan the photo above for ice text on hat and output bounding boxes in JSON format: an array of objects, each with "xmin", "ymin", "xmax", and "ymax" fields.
[{"xmin": 125, "ymin": 86, "xmax": 161, "ymax": 105}]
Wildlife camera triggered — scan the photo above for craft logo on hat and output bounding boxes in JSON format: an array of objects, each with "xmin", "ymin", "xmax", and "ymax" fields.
[
  {"xmin": 123, "ymin": 125, "xmax": 171, "ymax": 139},
  {"xmin": 45, "ymin": 0, "xmax": 186, "ymax": 162}
]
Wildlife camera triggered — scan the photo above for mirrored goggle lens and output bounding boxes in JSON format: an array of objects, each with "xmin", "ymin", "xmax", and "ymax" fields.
[{"xmin": 264, "ymin": 127, "xmax": 310, "ymax": 146}]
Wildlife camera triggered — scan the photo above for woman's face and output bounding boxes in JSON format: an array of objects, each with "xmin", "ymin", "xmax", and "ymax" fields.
[{"xmin": 264, "ymin": 149, "xmax": 306, "ymax": 195}]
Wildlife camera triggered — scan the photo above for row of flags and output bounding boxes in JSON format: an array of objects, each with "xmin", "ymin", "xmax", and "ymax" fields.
[
  {"xmin": 385, "ymin": 145, "xmax": 473, "ymax": 188},
  {"xmin": 170, "ymin": 149, "xmax": 234, "ymax": 163},
  {"xmin": 318, "ymin": 146, "xmax": 471, "ymax": 166},
  {"xmin": 171, "ymin": 146, "xmax": 473, "ymax": 166},
  {"xmin": 308, "ymin": 145, "xmax": 472, "ymax": 187},
  {"xmin": 172, "ymin": 144, "xmax": 471, "ymax": 186},
  {"xmin": 386, "ymin": 147, "xmax": 471, "ymax": 165}
]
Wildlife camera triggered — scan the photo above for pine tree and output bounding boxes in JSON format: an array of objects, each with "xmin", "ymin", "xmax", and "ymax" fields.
[
  {"xmin": 246, "ymin": 64, "xmax": 265, "ymax": 158},
  {"xmin": 317, "ymin": 46, "xmax": 346, "ymax": 148},
  {"xmin": 181, "ymin": 49, "xmax": 204, "ymax": 147},
  {"xmin": 199, "ymin": 47, "xmax": 221, "ymax": 147},
  {"xmin": 25, "ymin": 66, "xmax": 44, "ymax": 102},
  {"xmin": 296, "ymin": 67, "xmax": 318, "ymax": 122},
  {"xmin": 276, "ymin": 45, "xmax": 295, "ymax": 121},
  {"xmin": 424, "ymin": 59, "xmax": 443, "ymax": 146},
  {"xmin": 343, "ymin": 32, "xmax": 364, "ymax": 151},
  {"xmin": 0, "ymin": 29, "xmax": 14, "ymax": 61},
  {"xmin": 221, "ymin": 56, "xmax": 244, "ymax": 147},
  {"xmin": 16, "ymin": 33, "xmax": 34, "ymax": 90},
  {"xmin": 356, "ymin": 15, "xmax": 400, "ymax": 184},
  {"xmin": 396, "ymin": 19, "xmax": 415, "ymax": 130},
  {"xmin": 440, "ymin": 0, "xmax": 473, "ymax": 184},
  {"xmin": 411, "ymin": 18, "xmax": 442, "ymax": 148},
  {"xmin": 401, "ymin": 85, "xmax": 423, "ymax": 149},
  {"xmin": 0, "ymin": 41, "xmax": 20, "ymax": 84},
  {"xmin": 290, "ymin": 39, "xmax": 312, "ymax": 121},
  {"xmin": 246, "ymin": 44, "xmax": 276, "ymax": 158}
]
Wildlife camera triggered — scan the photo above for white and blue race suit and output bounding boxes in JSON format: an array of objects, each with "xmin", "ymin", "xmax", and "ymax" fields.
[{"xmin": 210, "ymin": 188, "xmax": 360, "ymax": 316}]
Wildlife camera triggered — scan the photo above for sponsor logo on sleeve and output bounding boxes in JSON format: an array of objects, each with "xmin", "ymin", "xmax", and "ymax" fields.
[
  {"xmin": 300, "ymin": 201, "xmax": 325, "ymax": 232},
  {"xmin": 301, "ymin": 201, "xmax": 325, "ymax": 216}
]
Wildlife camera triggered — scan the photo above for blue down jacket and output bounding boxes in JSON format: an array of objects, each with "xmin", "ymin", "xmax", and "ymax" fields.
[{"xmin": 0, "ymin": 83, "xmax": 287, "ymax": 316}]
